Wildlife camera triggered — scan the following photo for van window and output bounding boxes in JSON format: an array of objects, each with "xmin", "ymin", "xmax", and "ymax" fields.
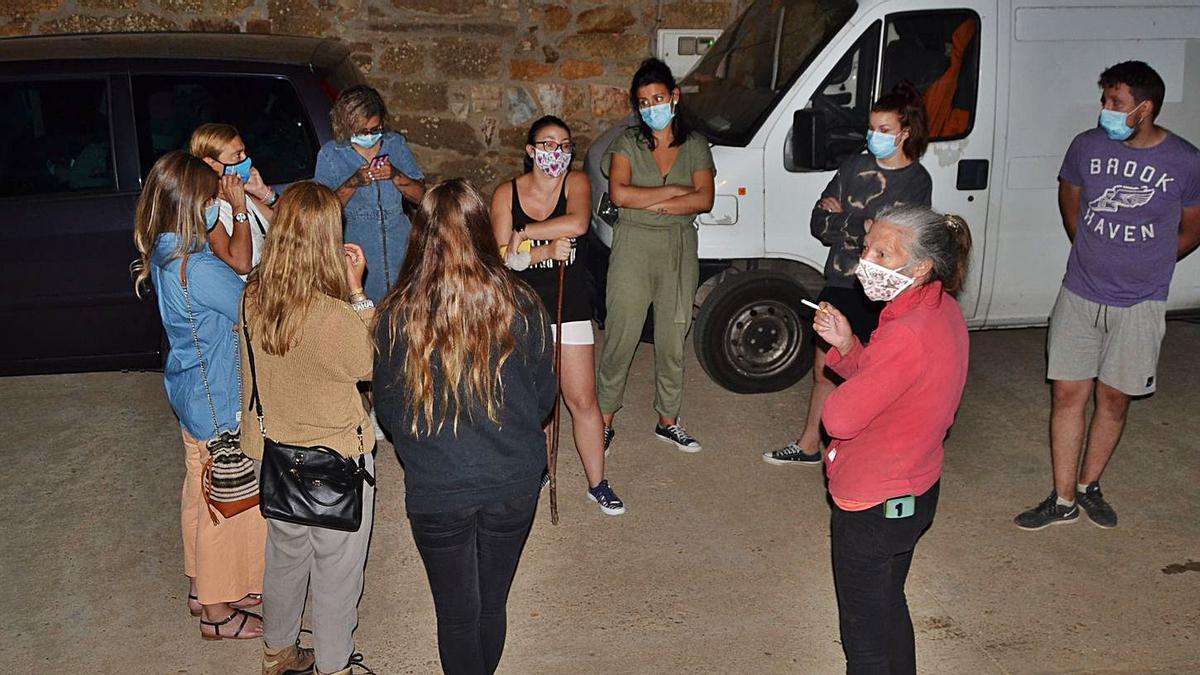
[
  {"xmin": 0, "ymin": 79, "xmax": 115, "ymax": 199},
  {"xmin": 803, "ymin": 21, "xmax": 882, "ymax": 170},
  {"xmin": 881, "ymin": 10, "xmax": 980, "ymax": 140},
  {"xmin": 132, "ymin": 75, "xmax": 319, "ymax": 184}
]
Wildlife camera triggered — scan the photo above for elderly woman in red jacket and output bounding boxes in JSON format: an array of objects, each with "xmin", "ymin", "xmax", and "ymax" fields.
[{"xmin": 813, "ymin": 204, "xmax": 973, "ymax": 675}]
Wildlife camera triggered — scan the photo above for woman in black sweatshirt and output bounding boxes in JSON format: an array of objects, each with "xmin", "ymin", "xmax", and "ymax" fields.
[{"xmin": 373, "ymin": 179, "xmax": 555, "ymax": 675}]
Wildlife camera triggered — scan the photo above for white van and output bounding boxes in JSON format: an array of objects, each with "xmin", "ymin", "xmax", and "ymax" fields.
[{"xmin": 585, "ymin": 0, "xmax": 1200, "ymax": 394}]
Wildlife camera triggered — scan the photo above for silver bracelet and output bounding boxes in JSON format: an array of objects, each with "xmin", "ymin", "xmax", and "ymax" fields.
[{"xmin": 351, "ymin": 298, "xmax": 375, "ymax": 312}]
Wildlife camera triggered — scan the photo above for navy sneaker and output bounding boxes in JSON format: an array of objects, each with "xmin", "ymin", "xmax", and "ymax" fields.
[
  {"xmin": 540, "ymin": 468, "xmax": 550, "ymax": 493},
  {"xmin": 587, "ymin": 479, "xmax": 626, "ymax": 516},
  {"xmin": 655, "ymin": 423, "xmax": 701, "ymax": 452},
  {"xmin": 603, "ymin": 425, "xmax": 615, "ymax": 456},
  {"xmin": 1014, "ymin": 493, "xmax": 1080, "ymax": 530},
  {"xmin": 1076, "ymin": 482, "xmax": 1117, "ymax": 528},
  {"xmin": 762, "ymin": 441, "xmax": 822, "ymax": 466}
]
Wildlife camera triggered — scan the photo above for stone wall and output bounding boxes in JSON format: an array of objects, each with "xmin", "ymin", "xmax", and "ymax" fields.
[{"xmin": 5, "ymin": 0, "xmax": 745, "ymax": 189}]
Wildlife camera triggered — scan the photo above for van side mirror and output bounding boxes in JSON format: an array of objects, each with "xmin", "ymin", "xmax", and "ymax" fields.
[{"xmin": 792, "ymin": 109, "xmax": 828, "ymax": 171}]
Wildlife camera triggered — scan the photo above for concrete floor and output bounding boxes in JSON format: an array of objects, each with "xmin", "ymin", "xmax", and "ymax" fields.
[{"xmin": 2, "ymin": 324, "xmax": 1198, "ymax": 674}]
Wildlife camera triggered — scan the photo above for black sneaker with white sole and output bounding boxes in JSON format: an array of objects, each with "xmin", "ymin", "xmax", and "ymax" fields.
[
  {"xmin": 762, "ymin": 441, "xmax": 822, "ymax": 465},
  {"xmin": 655, "ymin": 423, "xmax": 701, "ymax": 452},
  {"xmin": 1076, "ymin": 482, "xmax": 1117, "ymax": 528},
  {"xmin": 1014, "ymin": 493, "xmax": 1080, "ymax": 530},
  {"xmin": 587, "ymin": 479, "xmax": 626, "ymax": 516},
  {"xmin": 603, "ymin": 425, "xmax": 615, "ymax": 456}
]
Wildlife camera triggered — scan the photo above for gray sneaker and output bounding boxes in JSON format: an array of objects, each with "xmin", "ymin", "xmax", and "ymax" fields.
[
  {"xmin": 1076, "ymin": 482, "xmax": 1117, "ymax": 528},
  {"xmin": 762, "ymin": 441, "xmax": 822, "ymax": 466},
  {"xmin": 1014, "ymin": 493, "xmax": 1080, "ymax": 530}
]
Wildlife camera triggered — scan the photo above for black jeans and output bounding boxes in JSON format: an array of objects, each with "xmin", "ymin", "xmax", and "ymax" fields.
[
  {"xmin": 830, "ymin": 482, "xmax": 939, "ymax": 675},
  {"xmin": 408, "ymin": 493, "xmax": 538, "ymax": 675}
]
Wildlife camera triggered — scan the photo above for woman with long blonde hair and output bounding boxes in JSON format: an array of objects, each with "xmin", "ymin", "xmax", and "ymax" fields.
[
  {"xmin": 133, "ymin": 150, "xmax": 266, "ymax": 641},
  {"xmin": 374, "ymin": 179, "xmax": 554, "ymax": 675},
  {"xmin": 239, "ymin": 181, "xmax": 377, "ymax": 675}
]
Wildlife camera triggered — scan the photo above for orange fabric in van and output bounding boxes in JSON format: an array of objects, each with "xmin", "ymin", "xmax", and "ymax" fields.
[{"xmin": 924, "ymin": 19, "xmax": 976, "ymax": 138}]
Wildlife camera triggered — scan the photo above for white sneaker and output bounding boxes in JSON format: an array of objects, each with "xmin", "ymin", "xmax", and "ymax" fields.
[{"xmin": 369, "ymin": 408, "xmax": 385, "ymax": 441}]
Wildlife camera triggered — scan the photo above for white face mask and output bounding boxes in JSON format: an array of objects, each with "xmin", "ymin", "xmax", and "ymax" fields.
[{"xmin": 855, "ymin": 258, "xmax": 915, "ymax": 302}]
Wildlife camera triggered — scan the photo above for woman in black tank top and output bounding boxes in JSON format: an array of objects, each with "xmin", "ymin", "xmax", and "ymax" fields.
[{"xmin": 490, "ymin": 116, "xmax": 625, "ymax": 516}]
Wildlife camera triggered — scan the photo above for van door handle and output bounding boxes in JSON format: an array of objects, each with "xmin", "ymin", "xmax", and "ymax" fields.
[{"xmin": 956, "ymin": 159, "xmax": 989, "ymax": 191}]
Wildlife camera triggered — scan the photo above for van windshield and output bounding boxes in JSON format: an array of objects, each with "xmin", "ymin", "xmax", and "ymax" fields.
[{"xmin": 680, "ymin": 0, "xmax": 857, "ymax": 146}]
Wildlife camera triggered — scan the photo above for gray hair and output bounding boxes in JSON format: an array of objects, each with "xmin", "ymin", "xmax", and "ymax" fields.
[{"xmin": 875, "ymin": 204, "xmax": 973, "ymax": 295}]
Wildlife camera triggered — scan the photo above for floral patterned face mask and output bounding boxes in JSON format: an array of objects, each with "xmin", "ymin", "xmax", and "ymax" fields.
[
  {"xmin": 534, "ymin": 147, "xmax": 572, "ymax": 178},
  {"xmin": 855, "ymin": 258, "xmax": 915, "ymax": 302}
]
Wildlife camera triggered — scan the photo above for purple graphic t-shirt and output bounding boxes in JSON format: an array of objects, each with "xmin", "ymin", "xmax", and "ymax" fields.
[{"xmin": 1059, "ymin": 128, "xmax": 1200, "ymax": 306}]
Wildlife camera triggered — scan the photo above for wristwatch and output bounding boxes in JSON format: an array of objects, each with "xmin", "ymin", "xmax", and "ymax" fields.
[
  {"xmin": 264, "ymin": 189, "xmax": 279, "ymax": 207},
  {"xmin": 233, "ymin": 212, "xmax": 249, "ymax": 223}
]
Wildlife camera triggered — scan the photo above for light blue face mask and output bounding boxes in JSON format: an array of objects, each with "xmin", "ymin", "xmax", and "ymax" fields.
[
  {"xmin": 223, "ymin": 156, "xmax": 252, "ymax": 183},
  {"xmin": 640, "ymin": 102, "xmax": 675, "ymax": 131},
  {"xmin": 351, "ymin": 133, "xmax": 382, "ymax": 149},
  {"xmin": 204, "ymin": 203, "xmax": 221, "ymax": 232},
  {"xmin": 866, "ymin": 130, "xmax": 899, "ymax": 160},
  {"xmin": 1098, "ymin": 102, "xmax": 1144, "ymax": 141}
]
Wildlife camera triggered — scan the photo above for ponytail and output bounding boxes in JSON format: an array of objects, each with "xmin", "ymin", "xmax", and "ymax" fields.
[
  {"xmin": 876, "ymin": 205, "xmax": 973, "ymax": 296},
  {"xmin": 872, "ymin": 81, "xmax": 929, "ymax": 160}
]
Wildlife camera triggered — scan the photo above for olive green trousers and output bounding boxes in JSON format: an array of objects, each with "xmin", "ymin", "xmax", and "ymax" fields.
[{"xmin": 596, "ymin": 222, "xmax": 699, "ymax": 419}]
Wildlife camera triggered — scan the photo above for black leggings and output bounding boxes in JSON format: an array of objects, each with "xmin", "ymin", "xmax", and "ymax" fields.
[
  {"xmin": 830, "ymin": 482, "xmax": 939, "ymax": 675},
  {"xmin": 408, "ymin": 494, "xmax": 538, "ymax": 675}
]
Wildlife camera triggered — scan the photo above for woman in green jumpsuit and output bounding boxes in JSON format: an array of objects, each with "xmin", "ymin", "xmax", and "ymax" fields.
[{"xmin": 598, "ymin": 58, "xmax": 715, "ymax": 453}]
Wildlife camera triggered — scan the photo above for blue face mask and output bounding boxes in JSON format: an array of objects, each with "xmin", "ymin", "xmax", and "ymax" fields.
[
  {"xmin": 223, "ymin": 156, "xmax": 252, "ymax": 183},
  {"xmin": 351, "ymin": 133, "xmax": 382, "ymax": 149},
  {"xmin": 204, "ymin": 203, "xmax": 220, "ymax": 232},
  {"xmin": 640, "ymin": 102, "xmax": 675, "ymax": 131},
  {"xmin": 1098, "ymin": 103, "xmax": 1144, "ymax": 141},
  {"xmin": 866, "ymin": 130, "xmax": 899, "ymax": 160}
]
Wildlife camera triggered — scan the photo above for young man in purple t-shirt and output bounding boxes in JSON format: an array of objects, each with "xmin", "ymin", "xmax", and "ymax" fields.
[{"xmin": 1016, "ymin": 61, "xmax": 1200, "ymax": 531}]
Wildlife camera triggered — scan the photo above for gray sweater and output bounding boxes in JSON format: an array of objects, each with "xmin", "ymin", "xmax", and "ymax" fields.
[{"xmin": 810, "ymin": 154, "xmax": 932, "ymax": 287}]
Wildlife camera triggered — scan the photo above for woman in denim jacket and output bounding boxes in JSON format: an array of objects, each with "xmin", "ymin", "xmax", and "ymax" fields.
[
  {"xmin": 132, "ymin": 150, "xmax": 266, "ymax": 641},
  {"xmin": 315, "ymin": 85, "xmax": 425, "ymax": 303}
]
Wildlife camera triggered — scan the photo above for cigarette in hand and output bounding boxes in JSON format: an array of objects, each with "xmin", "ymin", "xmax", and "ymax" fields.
[{"xmin": 801, "ymin": 298, "xmax": 828, "ymax": 314}]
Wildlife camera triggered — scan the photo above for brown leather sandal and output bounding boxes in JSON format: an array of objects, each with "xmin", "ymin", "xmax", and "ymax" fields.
[{"xmin": 200, "ymin": 609, "xmax": 263, "ymax": 641}]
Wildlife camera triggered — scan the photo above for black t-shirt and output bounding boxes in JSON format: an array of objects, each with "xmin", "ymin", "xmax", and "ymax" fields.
[{"xmin": 511, "ymin": 177, "xmax": 592, "ymax": 323}]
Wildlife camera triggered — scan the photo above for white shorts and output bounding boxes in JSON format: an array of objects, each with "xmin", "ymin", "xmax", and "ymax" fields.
[{"xmin": 550, "ymin": 320, "xmax": 594, "ymax": 345}]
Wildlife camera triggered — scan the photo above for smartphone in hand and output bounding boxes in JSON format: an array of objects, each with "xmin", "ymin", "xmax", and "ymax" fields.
[{"xmin": 370, "ymin": 154, "xmax": 390, "ymax": 170}]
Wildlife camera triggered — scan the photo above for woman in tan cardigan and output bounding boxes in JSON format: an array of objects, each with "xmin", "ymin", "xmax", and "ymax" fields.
[{"xmin": 240, "ymin": 181, "xmax": 377, "ymax": 675}]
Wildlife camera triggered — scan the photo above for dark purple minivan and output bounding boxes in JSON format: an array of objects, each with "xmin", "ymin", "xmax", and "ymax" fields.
[{"xmin": 0, "ymin": 33, "xmax": 363, "ymax": 375}]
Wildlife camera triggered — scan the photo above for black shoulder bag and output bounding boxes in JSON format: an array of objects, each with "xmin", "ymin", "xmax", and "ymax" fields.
[{"xmin": 242, "ymin": 296, "xmax": 376, "ymax": 532}]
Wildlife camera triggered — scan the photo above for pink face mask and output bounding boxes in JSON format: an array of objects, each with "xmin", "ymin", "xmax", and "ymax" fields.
[{"xmin": 534, "ymin": 148, "xmax": 572, "ymax": 178}]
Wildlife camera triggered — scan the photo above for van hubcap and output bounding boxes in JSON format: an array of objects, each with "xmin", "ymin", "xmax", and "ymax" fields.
[{"xmin": 726, "ymin": 300, "xmax": 801, "ymax": 376}]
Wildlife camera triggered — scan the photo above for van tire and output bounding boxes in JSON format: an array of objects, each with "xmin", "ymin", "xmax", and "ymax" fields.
[{"xmin": 693, "ymin": 269, "xmax": 816, "ymax": 394}]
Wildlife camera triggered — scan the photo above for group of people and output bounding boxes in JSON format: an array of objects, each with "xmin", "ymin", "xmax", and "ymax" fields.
[{"xmin": 128, "ymin": 52, "xmax": 1198, "ymax": 675}]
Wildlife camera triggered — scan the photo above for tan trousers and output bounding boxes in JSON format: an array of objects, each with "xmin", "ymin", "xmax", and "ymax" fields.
[{"xmin": 181, "ymin": 428, "xmax": 266, "ymax": 604}]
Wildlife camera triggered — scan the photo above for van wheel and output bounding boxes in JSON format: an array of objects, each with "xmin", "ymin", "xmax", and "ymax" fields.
[{"xmin": 694, "ymin": 270, "xmax": 816, "ymax": 394}]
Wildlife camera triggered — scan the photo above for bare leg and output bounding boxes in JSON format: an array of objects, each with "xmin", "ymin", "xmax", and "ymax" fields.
[
  {"xmin": 796, "ymin": 345, "xmax": 834, "ymax": 451},
  {"xmin": 560, "ymin": 344, "xmax": 606, "ymax": 488},
  {"xmin": 1050, "ymin": 379, "xmax": 1093, "ymax": 501},
  {"xmin": 1079, "ymin": 381, "xmax": 1131, "ymax": 485}
]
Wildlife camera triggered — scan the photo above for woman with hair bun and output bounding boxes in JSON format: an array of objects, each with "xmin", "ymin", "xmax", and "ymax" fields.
[
  {"xmin": 764, "ymin": 81, "xmax": 933, "ymax": 466},
  {"xmin": 812, "ymin": 204, "xmax": 973, "ymax": 674}
]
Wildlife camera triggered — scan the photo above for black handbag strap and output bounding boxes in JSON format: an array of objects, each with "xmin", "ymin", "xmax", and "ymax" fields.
[{"xmin": 241, "ymin": 292, "xmax": 366, "ymax": 458}]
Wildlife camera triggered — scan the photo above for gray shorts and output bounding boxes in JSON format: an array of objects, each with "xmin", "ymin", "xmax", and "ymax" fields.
[{"xmin": 1046, "ymin": 286, "xmax": 1166, "ymax": 396}]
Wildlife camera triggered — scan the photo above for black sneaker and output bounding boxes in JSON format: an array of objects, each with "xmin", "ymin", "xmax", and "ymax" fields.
[
  {"xmin": 1014, "ymin": 493, "xmax": 1080, "ymax": 530},
  {"xmin": 540, "ymin": 468, "xmax": 550, "ymax": 493},
  {"xmin": 762, "ymin": 441, "xmax": 822, "ymax": 466},
  {"xmin": 603, "ymin": 425, "xmax": 615, "ymax": 456},
  {"xmin": 655, "ymin": 423, "xmax": 701, "ymax": 452},
  {"xmin": 1076, "ymin": 482, "xmax": 1117, "ymax": 528},
  {"xmin": 587, "ymin": 479, "xmax": 626, "ymax": 516}
]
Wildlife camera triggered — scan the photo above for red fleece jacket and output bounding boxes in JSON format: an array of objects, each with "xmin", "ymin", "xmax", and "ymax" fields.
[{"xmin": 821, "ymin": 281, "xmax": 969, "ymax": 505}]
